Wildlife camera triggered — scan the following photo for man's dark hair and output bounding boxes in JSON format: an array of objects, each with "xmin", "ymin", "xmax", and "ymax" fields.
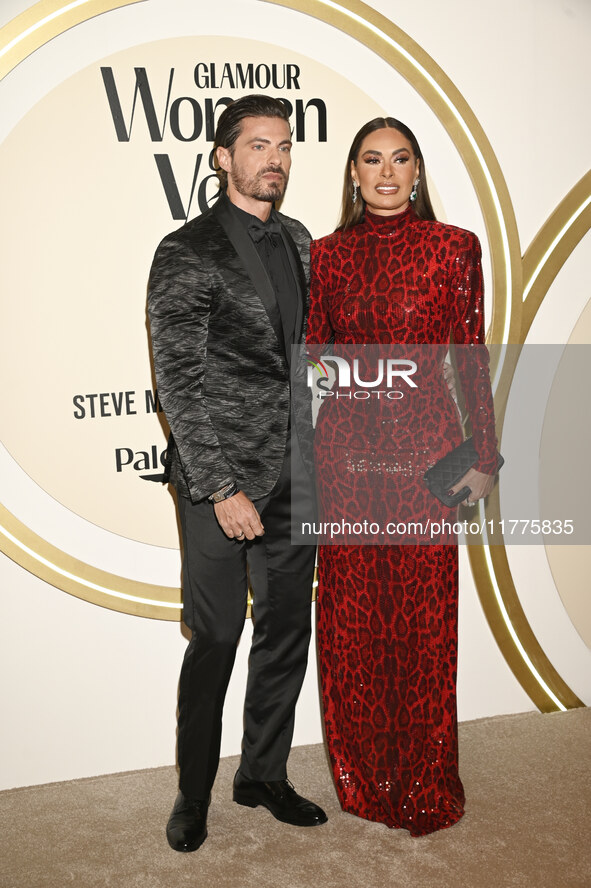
[{"xmin": 213, "ymin": 94, "xmax": 291, "ymax": 190}]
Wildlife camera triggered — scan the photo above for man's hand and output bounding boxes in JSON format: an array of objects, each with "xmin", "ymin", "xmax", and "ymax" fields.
[{"xmin": 213, "ymin": 491, "xmax": 265, "ymax": 540}]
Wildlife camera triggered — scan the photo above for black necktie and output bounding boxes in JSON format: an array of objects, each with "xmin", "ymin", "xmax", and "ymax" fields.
[{"xmin": 248, "ymin": 218, "xmax": 282, "ymax": 244}]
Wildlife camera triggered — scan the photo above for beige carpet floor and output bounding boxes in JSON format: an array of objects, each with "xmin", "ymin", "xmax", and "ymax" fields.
[{"xmin": 1, "ymin": 708, "xmax": 589, "ymax": 888}]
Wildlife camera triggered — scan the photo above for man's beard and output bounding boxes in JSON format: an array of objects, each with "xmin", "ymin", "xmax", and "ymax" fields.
[{"xmin": 231, "ymin": 165, "xmax": 288, "ymax": 203}]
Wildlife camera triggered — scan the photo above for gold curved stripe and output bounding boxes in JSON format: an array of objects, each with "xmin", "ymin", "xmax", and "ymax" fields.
[
  {"xmin": 0, "ymin": 0, "xmax": 145, "ymax": 81},
  {"xmin": 467, "ymin": 498, "xmax": 584, "ymax": 712},
  {"xmin": 0, "ymin": 0, "xmax": 521, "ymax": 622},
  {"xmin": 260, "ymin": 0, "xmax": 523, "ymax": 348},
  {"xmin": 0, "ymin": 0, "xmax": 181, "ymax": 618},
  {"xmin": 490, "ymin": 175, "xmax": 591, "ymax": 438},
  {"xmin": 0, "ymin": 0, "xmax": 586, "ymax": 717},
  {"xmin": 474, "ymin": 177, "xmax": 591, "ymax": 709},
  {"xmin": 470, "ymin": 177, "xmax": 591, "ymax": 710},
  {"xmin": 0, "ymin": 503, "xmax": 181, "ymax": 619},
  {"xmin": 261, "ymin": 0, "xmax": 586, "ymax": 712},
  {"xmin": 521, "ymin": 171, "xmax": 591, "ymax": 341}
]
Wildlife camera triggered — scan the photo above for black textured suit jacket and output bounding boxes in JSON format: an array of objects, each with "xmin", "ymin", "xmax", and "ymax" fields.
[{"xmin": 148, "ymin": 192, "xmax": 313, "ymax": 503}]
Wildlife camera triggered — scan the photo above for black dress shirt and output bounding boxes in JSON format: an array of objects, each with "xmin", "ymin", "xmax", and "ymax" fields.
[{"xmin": 229, "ymin": 201, "xmax": 299, "ymax": 363}]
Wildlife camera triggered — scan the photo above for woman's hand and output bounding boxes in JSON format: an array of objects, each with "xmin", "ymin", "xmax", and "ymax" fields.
[{"xmin": 449, "ymin": 467, "xmax": 495, "ymax": 506}]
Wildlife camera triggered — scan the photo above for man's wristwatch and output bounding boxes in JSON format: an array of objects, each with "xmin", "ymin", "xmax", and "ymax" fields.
[{"xmin": 208, "ymin": 480, "xmax": 239, "ymax": 503}]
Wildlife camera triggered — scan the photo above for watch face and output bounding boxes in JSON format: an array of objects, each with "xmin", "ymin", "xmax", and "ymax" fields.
[{"xmin": 211, "ymin": 483, "xmax": 235, "ymax": 502}]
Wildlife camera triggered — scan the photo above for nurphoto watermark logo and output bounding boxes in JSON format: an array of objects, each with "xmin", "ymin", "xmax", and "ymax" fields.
[{"xmin": 307, "ymin": 354, "xmax": 418, "ymax": 400}]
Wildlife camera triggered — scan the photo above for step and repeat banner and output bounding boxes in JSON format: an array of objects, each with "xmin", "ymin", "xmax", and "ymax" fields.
[{"xmin": 1, "ymin": 0, "xmax": 590, "ymax": 714}]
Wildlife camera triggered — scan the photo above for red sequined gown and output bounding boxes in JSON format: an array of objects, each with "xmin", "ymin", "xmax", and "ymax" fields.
[{"xmin": 307, "ymin": 206, "xmax": 498, "ymax": 836}]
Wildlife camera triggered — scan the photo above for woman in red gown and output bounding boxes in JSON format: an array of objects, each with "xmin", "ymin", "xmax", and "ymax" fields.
[{"xmin": 307, "ymin": 118, "xmax": 499, "ymax": 836}]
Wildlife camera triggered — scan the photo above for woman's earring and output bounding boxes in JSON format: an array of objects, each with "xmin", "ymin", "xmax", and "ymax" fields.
[
  {"xmin": 352, "ymin": 182, "xmax": 358, "ymax": 204},
  {"xmin": 410, "ymin": 178, "xmax": 419, "ymax": 202}
]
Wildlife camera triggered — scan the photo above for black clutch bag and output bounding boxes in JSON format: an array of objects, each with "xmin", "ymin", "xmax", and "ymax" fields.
[{"xmin": 423, "ymin": 437, "xmax": 504, "ymax": 507}]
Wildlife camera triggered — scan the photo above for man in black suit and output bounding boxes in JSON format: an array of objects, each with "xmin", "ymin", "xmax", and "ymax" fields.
[{"xmin": 148, "ymin": 94, "xmax": 324, "ymax": 853}]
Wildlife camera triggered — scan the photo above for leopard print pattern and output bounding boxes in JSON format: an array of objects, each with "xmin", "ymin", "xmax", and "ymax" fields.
[{"xmin": 307, "ymin": 207, "xmax": 496, "ymax": 836}]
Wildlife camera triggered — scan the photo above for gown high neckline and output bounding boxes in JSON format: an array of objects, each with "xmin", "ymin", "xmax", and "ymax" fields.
[
  {"xmin": 307, "ymin": 205, "xmax": 498, "ymax": 837},
  {"xmin": 362, "ymin": 204, "xmax": 415, "ymax": 235}
]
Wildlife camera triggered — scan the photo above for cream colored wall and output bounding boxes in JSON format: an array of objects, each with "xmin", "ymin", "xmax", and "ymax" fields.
[
  {"xmin": 545, "ymin": 288, "xmax": 591, "ymax": 647},
  {"xmin": 1, "ymin": 0, "xmax": 589, "ymax": 790}
]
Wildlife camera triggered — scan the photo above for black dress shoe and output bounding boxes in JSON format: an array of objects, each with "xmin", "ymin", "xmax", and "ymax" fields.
[
  {"xmin": 166, "ymin": 791, "xmax": 209, "ymax": 852},
  {"xmin": 233, "ymin": 771, "xmax": 327, "ymax": 827}
]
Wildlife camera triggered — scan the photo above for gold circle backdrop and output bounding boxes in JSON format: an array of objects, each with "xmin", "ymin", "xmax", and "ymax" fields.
[
  {"xmin": 0, "ymin": 0, "xmax": 588, "ymax": 712},
  {"xmin": 260, "ymin": 1, "xmax": 587, "ymax": 713}
]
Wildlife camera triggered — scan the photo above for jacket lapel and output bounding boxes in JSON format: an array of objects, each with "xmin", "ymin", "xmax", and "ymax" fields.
[
  {"xmin": 277, "ymin": 219, "xmax": 307, "ymax": 344},
  {"xmin": 213, "ymin": 194, "xmax": 286, "ymax": 356}
]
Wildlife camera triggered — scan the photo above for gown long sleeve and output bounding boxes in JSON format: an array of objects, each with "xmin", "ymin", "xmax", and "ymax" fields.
[{"xmin": 308, "ymin": 206, "xmax": 498, "ymax": 836}]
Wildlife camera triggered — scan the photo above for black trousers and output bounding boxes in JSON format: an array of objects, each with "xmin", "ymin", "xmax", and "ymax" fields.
[{"xmin": 176, "ymin": 437, "xmax": 316, "ymax": 800}]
